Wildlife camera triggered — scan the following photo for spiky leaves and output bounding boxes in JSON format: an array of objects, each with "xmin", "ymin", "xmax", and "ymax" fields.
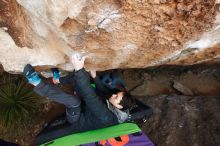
[{"xmin": 0, "ymin": 74, "xmax": 42, "ymax": 134}]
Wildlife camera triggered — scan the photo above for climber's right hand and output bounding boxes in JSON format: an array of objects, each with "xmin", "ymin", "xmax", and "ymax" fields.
[{"xmin": 71, "ymin": 54, "xmax": 87, "ymax": 71}]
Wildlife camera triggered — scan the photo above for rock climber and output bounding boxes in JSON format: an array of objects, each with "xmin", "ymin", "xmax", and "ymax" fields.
[{"xmin": 23, "ymin": 54, "xmax": 152, "ymax": 137}]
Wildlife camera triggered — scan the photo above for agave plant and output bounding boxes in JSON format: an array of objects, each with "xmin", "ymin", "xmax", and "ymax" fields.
[{"xmin": 0, "ymin": 73, "xmax": 42, "ymax": 133}]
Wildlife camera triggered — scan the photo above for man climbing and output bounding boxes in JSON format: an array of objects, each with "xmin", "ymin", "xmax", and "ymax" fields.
[{"xmin": 23, "ymin": 54, "xmax": 152, "ymax": 141}]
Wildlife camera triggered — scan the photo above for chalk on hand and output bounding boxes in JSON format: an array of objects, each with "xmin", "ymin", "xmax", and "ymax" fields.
[{"xmin": 75, "ymin": 52, "xmax": 90, "ymax": 60}]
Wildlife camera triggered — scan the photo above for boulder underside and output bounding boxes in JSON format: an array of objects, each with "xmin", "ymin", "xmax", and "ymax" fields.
[{"xmin": 0, "ymin": 0, "xmax": 220, "ymax": 72}]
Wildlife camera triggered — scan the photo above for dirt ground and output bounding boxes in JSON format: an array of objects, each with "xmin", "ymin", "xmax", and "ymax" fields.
[{"xmin": 1, "ymin": 64, "xmax": 220, "ymax": 146}]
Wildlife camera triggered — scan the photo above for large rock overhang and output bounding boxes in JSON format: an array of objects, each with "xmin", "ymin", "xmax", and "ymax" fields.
[{"xmin": 0, "ymin": 0, "xmax": 220, "ymax": 72}]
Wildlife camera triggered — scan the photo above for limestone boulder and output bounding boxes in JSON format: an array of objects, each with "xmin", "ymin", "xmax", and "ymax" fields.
[{"xmin": 0, "ymin": 0, "xmax": 220, "ymax": 72}]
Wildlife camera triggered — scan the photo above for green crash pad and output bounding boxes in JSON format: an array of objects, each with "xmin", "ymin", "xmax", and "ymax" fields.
[{"xmin": 41, "ymin": 123, "xmax": 141, "ymax": 146}]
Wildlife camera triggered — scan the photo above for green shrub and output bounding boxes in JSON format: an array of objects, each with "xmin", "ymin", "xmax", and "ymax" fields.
[{"xmin": 0, "ymin": 73, "xmax": 42, "ymax": 134}]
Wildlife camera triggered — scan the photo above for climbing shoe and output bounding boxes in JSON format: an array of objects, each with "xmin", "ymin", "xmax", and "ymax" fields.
[
  {"xmin": 23, "ymin": 64, "xmax": 41, "ymax": 86},
  {"xmin": 52, "ymin": 68, "xmax": 60, "ymax": 84}
]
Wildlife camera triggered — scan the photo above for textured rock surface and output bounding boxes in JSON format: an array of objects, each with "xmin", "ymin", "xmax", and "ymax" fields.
[
  {"xmin": 140, "ymin": 95, "xmax": 220, "ymax": 146},
  {"xmin": 0, "ymin": 0, "xmax": 220, "ymax": 72},
  {"xmin": 121, "ymin": 65, "xmax": 220, "ymax": 96}
]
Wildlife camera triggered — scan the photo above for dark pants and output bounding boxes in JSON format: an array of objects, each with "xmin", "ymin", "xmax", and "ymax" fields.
[
  {"xmin": 34, "ymin": 81, "xmax": 81, "ymax": 123},
  {"xmin": 0, "ymin": 139, "xmax": 19, "ymax": 146}
]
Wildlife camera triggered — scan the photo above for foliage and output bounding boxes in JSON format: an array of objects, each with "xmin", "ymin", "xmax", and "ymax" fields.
[{"xmin": 0, "ymin": 73, "xmax": 42, "ymax": 134}]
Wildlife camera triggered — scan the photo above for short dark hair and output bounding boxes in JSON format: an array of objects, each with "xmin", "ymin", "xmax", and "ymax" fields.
[
  {"xmin": 119, "ymin": 92, "xmax": 136, "ymax": 111},
  {"xmin": 108, "ymin": 89, "xmax": 136, "ymax": 110}
]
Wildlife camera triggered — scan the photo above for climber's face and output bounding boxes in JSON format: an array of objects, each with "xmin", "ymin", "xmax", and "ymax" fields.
[{"xmin": 109, "ymin": 92, "xmax": 124, "ymax": 109}]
